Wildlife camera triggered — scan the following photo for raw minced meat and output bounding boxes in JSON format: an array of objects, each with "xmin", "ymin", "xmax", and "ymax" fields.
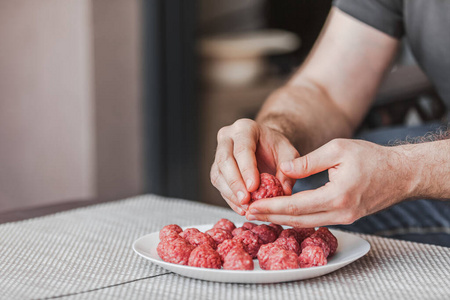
[
  {"xmin": 274, "ymin": 236, "xmax": 301, "ymax": 256},
  {"xmin": 213, "ymin": 219, "xmax": 236, "ymax": 232},
  {"xmin": 185, "ymin": 232, "xmax": 217, "ymax": 249},
  {"xmin": 268, "ymin": 223, "xmax": 283, "ymax": 236},
  {"xmin": 299, "ymin": 245, "xmax": 327, "ymax": 268},
  {"xmin": 293, "ymin": 227, "xmax": 315, "ymax": 243},
  {"xmin": 265, "ymin": 248, "xmax": 300, "ymax": 270},
  {"xmin": 217, "ymin": 239, "xmax": 245, "ymax": 262},
  {"xmin": 205, "ymin": 228, "xmax": 233, "ymax": 245},
  {"xmin": 251, "ymin": 224, "xmax": 278, "ymax": 244},
  {"xmin": 301, "ymin": 236, "xmax": 330, "ymax": 258},
  {"xmin": 232, "ymin": 227, "xmax": 248, "ymax": 237},
  {"xmin": 179, "ymin": 228, "xmax": 200, "ymax": 240},
  {"xmin": 223, "ymin": 247, "xmax": 254, "ymax": 270},
  {"xmin": 313, "ymin": 227, "xmax": 338, "ymax": 256},
  {"xmin": 250, "ymin": 173, "xmax": 284, "ymax": 201},
  {"xmin": 188, "ymin": 244, "xmax": 222, "ymax": 269},
  {"xmin": 233, "ymin": 230, "xmax": 261, "ymax": 258},
  {"xmin": 159, "ymin": 224, "xmax": 183, "ymax": 241},
  {"xmin": 157, "ymin": 237, "xmax": 195, "ymax": 265}
]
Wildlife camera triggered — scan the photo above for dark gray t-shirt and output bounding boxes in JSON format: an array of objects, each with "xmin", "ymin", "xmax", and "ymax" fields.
[{"xmin": 334, "ymin": 0, "xmax": 450, "ymax": 106}]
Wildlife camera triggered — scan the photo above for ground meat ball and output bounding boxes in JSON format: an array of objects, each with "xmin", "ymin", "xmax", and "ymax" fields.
[
  {"xmin": 242, "ymin": 222, "xmax": 257, "ymax": 230},
  {"xmin": 188, "ymin": 244, "xmax": 222, "ymax": 269},
  {"xmin": 251, "ymin": 224, "xmax": 278, "ymax": 244},
  {"xmin": 250, "ymin": 173, "xmax": 284, "ymax": 201},
  {"xmin": 205, "ymin": 228, "xmax": 233, "ymax": 245},
  {"xmin": 279, "ymin": 229, "xmax": 299, "ymax": 243},
  {"xmin": 185, "ymin": 232, "xmax": 217, "ymax": 249},
  {"xmin": 213, "ymin": 219, "xmax": 236, "ymax": 232},
  {"xmin": 257, "ymin": 243, "xmax": 283, "ymax": 270},
  {"xmin": 274, "ymin": 236, "xmax": 301, "ymax": 255},
  {"xmin": 301, "ymin": 236, "xmax": 330, "ymax": 257},
  {"xmin": 157, "ymin": 237, "xmax": 195, "ymax": 265},
  {"xmin": 232, "ymin": 227, "xmax": 248, "ymax": 237},
  {"xmin": 159, "ymin": 224, "xmax": 183, "ymax": 241},
  {"xmin": 268, "ymin": 223, "xmax": 283, "ymax": 237},
  {"xmin": 160, "ymin": 231, "xmax": 181, "ymax": 243},
  {"xmin": 223, "ymin": 247, "xmax": 254, "ymax": 270},
  {"xmin": 299, "ymin": 245, "xmax": 327, "ymax": 268},
  {"xmin": 233, "ymin": 230, "xmax": 261, "ymax": 258},
  {"xmin": 293, "ymin": 227, "xmax": 316, "ymax": 243},
  {"xmin": 266, "ymin": 248, "xmax": 300, "ymax": 270},
  {"xmin": 313, "ymin": 227, "xmax": 338, "ymax": 256},
  {"xmin": 217, "ymin": 239, "xmax": 245, "ymax": 262},
  {"xmin": 179, "ymin": 228, "xmax": 200, "ymax": 240}
]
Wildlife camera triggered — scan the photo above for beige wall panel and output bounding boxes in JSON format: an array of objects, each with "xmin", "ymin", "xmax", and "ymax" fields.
[
  {"xmin": 0, "ymin": 0, "xmax": 95, "ymax": 211},
  {"xmin": 92, "ymin": 0, "xmax": 144, "ymax": 200}
]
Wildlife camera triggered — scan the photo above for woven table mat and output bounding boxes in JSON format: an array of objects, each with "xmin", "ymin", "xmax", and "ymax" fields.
[{"xmin": 0, "ymin": 195, "xmax": 449, "ymax": 300}]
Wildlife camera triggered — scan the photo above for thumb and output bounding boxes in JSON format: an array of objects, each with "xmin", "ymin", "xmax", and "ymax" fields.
[{"xmin": 280, "ymin": 143, "xmax": 340, "ymax": 179}]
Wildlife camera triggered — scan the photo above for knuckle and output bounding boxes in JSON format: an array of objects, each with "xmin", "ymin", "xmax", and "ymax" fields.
[
  {"xmin": 287, "ymin": 202, "xmax": 300, "ymax": 216},
  {"xmin": 328, "ymin": 138, "xmax": 346, "ymax": 153},
  {"xmin": 217, "ymin": 127, "xmax": 229, "ymax": 141},
  {"xmin": 215, "ymin": 153, "xmax": 230, "ymax": 169},
  {"xmin": 233, "ymin": 118, "xmax": 254, "ymax": 130},
  {"xmin": 287, "ymin": 216, "xmax": 303, "ymax": 228},
  {"xmin": 228, "ymin": 178, "xmax": 242, "ymax": 190},
  {"xmin": 210, "ymin": 167, "xmax": 220, "ymax": 187},
  {"xmin": 341, "ymin": 210, "xmax": 358, "ymax": 225}
]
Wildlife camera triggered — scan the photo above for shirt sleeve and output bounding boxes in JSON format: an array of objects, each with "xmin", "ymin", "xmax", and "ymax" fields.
[{"xmin": 333, "ymin": 0, "xmax": 404, "ymax": 38}]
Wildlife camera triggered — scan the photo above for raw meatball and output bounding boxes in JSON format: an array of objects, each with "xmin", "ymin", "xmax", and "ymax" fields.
[
  {"xmin": 206, "ymin": 228, "xmax": 233, "ymax": 245},
  {"xmin": 257, "ymin": 243, "xmax": 283, "ymax": 270},
  {"xmin": 250, "ymin": 173, "xmax": 284, "ymax": 201},
  {"xmin": 313, "ymin": 227, "xmax": 338, "ymax": 256},
  {"xmin": 293, "ymin": 227, "xmax": 315, "ymax": 243},
  {"xmin": 217, "ymin": 239, "xmax": 245, "ymax": 262},
  {"xmin": 179, "ymin": 228, "xmax": 200, "ymax": 240},
  {"xmin": 157, "ymin": 237, "xmax": 195, "ymax": 265},
  {"xmin": 299, "ymin": 245, "xmax": 327, "ymax": 268},
  {"xmin": 213, "ymin": 218, "xmax": 236, "ymax": 232},
  {"xmin": 251, "ymin": 224, "xmax": 278, "ymax": 244},
  {"xmin": 233, "ymin": 230, "xmax": 262, "ymax": 258},
  {"xmin": 159, "ymin": 224, "xmax": 183, "ymax": 241},
  {"xmin": 232, "ymin": 227, "xmax": 248, "ymax": 237},
  {"xmin": 274, "ymin": 236, "xmax": 301, "ymax": 255},
  {"xmin": 186, "ymin": 232, "xmax": 217, "ymax": 249},
  {"xmin": 242, "ymin": 222, "xmax": 257, "ymax": 230},
  {"xmin": 301, "ymin": 236, "xmax": 330, "ymax": 258},
  {"xmin": 279, "ymin": 229, "xmax": 299, "ymax": 243},
  {"xmin": 268, "ymin": 223, "xmax": 283, "ymax": 236},
  {"xmin": 223, "ymin": 247, "xmax": 254, "ymax": 270},
  {"xmin": 188, "ymin": 244, "xmax": 222, "ymax": 269},
  {"xmin": 266, "ymin": 248, "xmax": 300, "ymax": 270}
]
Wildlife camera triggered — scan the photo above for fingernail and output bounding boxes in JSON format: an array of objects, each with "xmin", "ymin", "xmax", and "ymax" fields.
[
  {"xmin": 237, "ymin": 191, "xmax": 245, "ymax": 202},
  {"xmin": 236, "ymin": 206, "xmax": 244, "ymax": 215},
  {"xmin": 281, "ymin": 161, "xmax": 293, "ymax": 172},
  {"xmin": 247, "ymin": 214, "xmax": 256, "ymax": 221},
  {"xmin": 250, "ymin": 208, "xmax": 260, "ymax": 214},
  {"xmin": 242, "ymin": 204, "xmax": 249, "ymax": 211},
  {"xmin": 246, "ymin": 179, "xmax": 253, "ymax": 190}
]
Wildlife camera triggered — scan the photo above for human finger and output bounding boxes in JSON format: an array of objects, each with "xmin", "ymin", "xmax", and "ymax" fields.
[
  {"xmin": 246, "ymin": 210, "xmax": 348, "ymax": 228},
  {"xmin": 280, "ymin": 140, "xmax": 342, "ymax": 179},
  {"xmin": 248, "ymin": 186, "xmax": 333, "ymax": 216},
  {"xmin": 215, "ymin": 132, "xmax": 251, "ymax": 205}
]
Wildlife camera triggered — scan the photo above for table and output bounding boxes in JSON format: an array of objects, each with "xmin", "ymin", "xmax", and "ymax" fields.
[{"xmin": 1, "ymin": 195, "xmax": 449, "ymax": 299}]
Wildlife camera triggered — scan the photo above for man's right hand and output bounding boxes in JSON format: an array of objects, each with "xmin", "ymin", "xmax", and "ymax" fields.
[{"xmin": 210, "ymin": 118, "xmax": 299, "ymax": 215}]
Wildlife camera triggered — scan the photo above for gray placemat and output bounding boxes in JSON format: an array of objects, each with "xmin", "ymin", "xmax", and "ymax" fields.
[{"xmin": 0, "ymin": 195, "xmax": 449, "ymax": 300}]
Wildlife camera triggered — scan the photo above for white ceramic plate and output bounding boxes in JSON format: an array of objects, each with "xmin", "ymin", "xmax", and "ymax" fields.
[{"xmin": 132, "ymin": 224, "xmax": 370, "ymax": 283}]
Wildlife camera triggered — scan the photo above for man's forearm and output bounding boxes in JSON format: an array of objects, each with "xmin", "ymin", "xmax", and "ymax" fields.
[
  {"xmin": 256, "ymin": 81, "xmax": 354, "ymax": 155},
  {"xmin": 398, "ymin": 138, "xmax": 450, "ymax": 200}
]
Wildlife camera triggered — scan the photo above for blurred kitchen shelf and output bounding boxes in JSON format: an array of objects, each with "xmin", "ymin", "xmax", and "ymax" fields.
[{"xmin": 199, "ymin": 76, "xmax": 287, "ymax": 207}]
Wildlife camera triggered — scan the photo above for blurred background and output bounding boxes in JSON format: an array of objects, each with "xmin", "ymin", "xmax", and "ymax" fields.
[{"xmin": 0, "ymin": 0, "xmax": 445, "ymax": 213}]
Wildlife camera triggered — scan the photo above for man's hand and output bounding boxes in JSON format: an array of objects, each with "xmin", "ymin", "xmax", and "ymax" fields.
[
  {"xmin": 210, "ymin": 119, "xmax": 300, "ymax": 215},
  {"xmin": 246, "ymin": 139, "xmax": 415, "ymax": 227}
]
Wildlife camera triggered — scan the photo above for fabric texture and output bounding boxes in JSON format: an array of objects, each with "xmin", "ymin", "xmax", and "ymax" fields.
[
  {"xmin": 333, "ymin": 0, "xmax": 450, "ymax": 106},
  {"xmin": 1, "ymin": 195, "xmax": 450, "ymax": 299}
]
